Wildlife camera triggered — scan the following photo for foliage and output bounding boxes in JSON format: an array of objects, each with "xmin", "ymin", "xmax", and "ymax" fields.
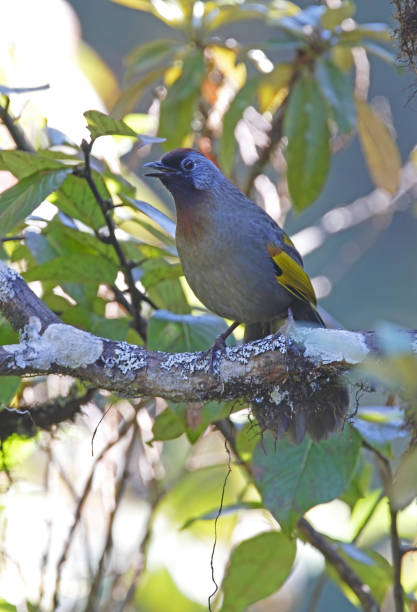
[{"xmin": 0, "ymin": 1, "xmax": 416, "ymax": 611}]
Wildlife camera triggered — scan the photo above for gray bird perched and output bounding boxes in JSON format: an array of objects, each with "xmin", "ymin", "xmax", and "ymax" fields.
[
  {"xmin": 144, "ymin": 149, "xmax": 347, "ymax": 442},
  {"xmin": 145, "ymin": 148, "xmax": 323, "ymax": 335}
]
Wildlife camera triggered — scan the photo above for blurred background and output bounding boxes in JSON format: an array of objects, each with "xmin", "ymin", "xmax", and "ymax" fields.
[{"xmin": 0, "ymin": 0, "xmax": 417, "ymax": 611}]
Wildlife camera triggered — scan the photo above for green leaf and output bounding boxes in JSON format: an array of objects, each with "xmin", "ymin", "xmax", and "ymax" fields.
[
  {"xmin": 159, "ymin": 50, "xmax": 206, "ymax": 150},
  {"xmin": 357, "ymin": 99, "xmax": 401, "ymax": 195},
  {"xmin": 220, "ymin": 531, "xmax": 296, "ymax": 612},
  {"xmin": 126, "ymin": 38, "xmax": 180, "ymax": 80},
  {"xmin": 321, "ymin": 1, "xmax": 354, "ymax": 30},
  {"xmin": 0, "ymin": 377, "xmax": 21, "ymax": 404},
  {"xmin": 0, "ymin": 599, "xmax": 17, "ymax": 612},
  {"xmin": 123, "ymin": 196, "xmax": 176, "ymax": 238},
  {"xmin": 220, "ymin": 76, "xmax": 262, "ymax": 175},
  {"xmin": 24, "ymin": 254, "xmax": 118, "ymax": 285},
  {"xmin": 147, "ymin": 278, "xmax": 191, "ymax": 314},
  {"xmin": 391, "ymin": 446, "xmax": 417, "ymax": 510},
  {"xmin": 139, "ymin": 259, "xmax": 183, "ymax": 289},
  {"xmin": 111, "ymin": 66, "xmax": 168, "ymax": 117},
  {"xmin": 315, "ymin": 58, "xmax": 356, "ymax": 133},
  {"xmin": 152, "ymin": 406, "xmax": 185, "ymax": 441},
  {"xmin": 110, "ymin": 0, "xmax": 186, "ymax": 27},
  {"xmin": 0, "ymin": 169, "xmax": 71, "ymax": 237},
  {"xmin": 205, "ymin": 4, "xmax": 268, "ymax": 31},
  {"xmin": 252, "ymin": 426, "xmax": 361, "ymax": 532},
  {"xmin": 61, "ymin": 307, "xmax": 129, "ymax": 340},
  {"xmin": 84, "ymin": 109, "xmax": 137, "ymax": 140},
  {"xmin": 135, "ymin": 567, "xmax": 205, "ymax": 612},
  {"xmin": 181, "ymin": 501, "xmax": 263, "ymax": 530},
  {"xmin": 329, "ymin": 543, "xmax": 392, "ymax": 605},
  {"xmin": 0, "ymin": 150, "xmax": 69, "ymax": 179},
  {"xmin": 283, "ymin": 74, "xmax": 330, "ymax": 210},
  {"xmin": 50, "ymin": 174, "xmax": 108, "ymax": 230},
  {"xmin": 147, "ymin": 310, "xmax": 229, "ymax": 352}
]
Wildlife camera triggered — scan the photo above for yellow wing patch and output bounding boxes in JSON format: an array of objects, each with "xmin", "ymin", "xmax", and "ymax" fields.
[{"xmin": 266, "ymin": 242, "xmax": 317, "ymax": 306}]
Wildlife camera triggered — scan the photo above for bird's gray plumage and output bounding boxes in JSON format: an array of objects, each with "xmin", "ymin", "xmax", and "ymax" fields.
[{"xmin": 144, "ymin": 148, "xmax": 320, "ymax": 325}]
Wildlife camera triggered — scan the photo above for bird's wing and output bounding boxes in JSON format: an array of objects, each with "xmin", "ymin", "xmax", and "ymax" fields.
[{"xmin": 266, "ymin": 242, "xmax": 317, "ymax": 306}]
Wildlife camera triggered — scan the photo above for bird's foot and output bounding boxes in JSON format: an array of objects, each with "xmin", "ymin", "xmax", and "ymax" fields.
[{"xmin": 207, "ymin": 334, "xmax": 227, "ymax": 376}]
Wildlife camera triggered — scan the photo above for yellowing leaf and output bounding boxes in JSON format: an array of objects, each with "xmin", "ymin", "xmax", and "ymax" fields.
[
  {"xmin": 258, "ymin": 64, "xmax": 293, "ymax": 113},
  {"xmin": 357, "ymin": 99, "xmax": 401, "ymax": 195},
  {"xmin": 208, "ymin": 46, "xmax": 246, "ymax": 89}
]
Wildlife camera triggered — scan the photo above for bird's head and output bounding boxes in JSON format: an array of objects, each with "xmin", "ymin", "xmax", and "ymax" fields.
[{"xmin": 144, "ymin": 149, "xmax": 221, "ymax": 196}]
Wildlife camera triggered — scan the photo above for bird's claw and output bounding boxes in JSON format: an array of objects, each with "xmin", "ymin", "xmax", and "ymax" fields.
[{"xmin": 208, "ymin": 335, "xmax": 227, "ymax": 376}]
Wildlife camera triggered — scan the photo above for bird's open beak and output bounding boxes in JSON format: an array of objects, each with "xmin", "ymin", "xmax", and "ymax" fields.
[{"xmin": 143, "ymin": 160, "xmax": 177, "ymax": 178}]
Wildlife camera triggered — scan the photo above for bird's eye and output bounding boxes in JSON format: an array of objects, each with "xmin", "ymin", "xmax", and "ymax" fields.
[{"xmin": 182, "ymin": 158, "xmax": 195, "ymax": 171}]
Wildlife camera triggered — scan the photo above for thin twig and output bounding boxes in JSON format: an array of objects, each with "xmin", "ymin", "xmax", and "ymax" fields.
[
  {"xmin": 76, "ymin": 139, "xmax": 156, "ymax": 340},
  {"xmin": 0, "ymin": 100, "xmax": 34, "ymax": 152},
  {"xmin": 297, "ymin": 517, "xmax": 380, "ymax": 612},
  {"xmin": 51, "ymin": 415, "xmax": 136, "ymax": 611},
  {"xmin": 83, "ymin": 421, "xmax": 137, "ymax": 612}
]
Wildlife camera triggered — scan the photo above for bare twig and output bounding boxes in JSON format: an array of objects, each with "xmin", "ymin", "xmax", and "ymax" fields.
[
  {"xmin": 51, "ymin": 415, "xmax": 136, "ymax": 610},
  {"xmin": 75, "ymin": 139, "xmax": 156, "ymax": 341},
  {"xmin": 83, "ymin": 420, "xmax": 138, "ymax": 612},
  {"xmin": 297, "ymin": 517, "xmax": 380, "ymax": 612},
  {"xmin": 0, "ymin": 99, "xmax": 35, "ymax": 152}
]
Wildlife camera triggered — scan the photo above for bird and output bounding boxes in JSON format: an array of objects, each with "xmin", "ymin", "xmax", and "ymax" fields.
[
  {"xmin": 144, "ymin": 149, "xmax": 348, "ymax": 442},
  {"xmin": 144, "ymin": 148, "xmax": 323, "ymax": 336}
]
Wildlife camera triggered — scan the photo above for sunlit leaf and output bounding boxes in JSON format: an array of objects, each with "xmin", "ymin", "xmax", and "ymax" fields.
[
  {"xmin": 50, "ymin": 174, "xmax": 107, "ymax": 230},
  {"xmin": 126, "ymin": 38, "xmax": 180, "ymax": 81},
  {"xmin": 329, "ymin": 543, "xmax": 392, "ymax": 605},
  {"xmin": 316, "ymin": 57, "xmax": 356, "ymax": 133},
  {"xmin": 357, "ymin": 99, "xmax": 401, "ymax": 195},
  {"xmin": 220, "ymin": 76, "xmax": 262, "ymax": 175},
  {"xmin": 321, "ymin": 1, "xmax": 354, "ymax": 30},
  {"xmin": 24, "ymin": 254, "xmax": 118, "ymax": 285},
  {"xmin": 391, "ymin": 447, "xmax": 417, "ymax": 510},
  {"xmin": 84, "ymin": 109, "xmax": 137, "ymax": 140},
  {"xmin": 112, "ymin": 66, "xmax": 168, "ymax": 117},
  {"xmin": 258, "ymin": 64, "xmax": 293, "ymax": 113},
  {"xmin": 147, "ymin": 310, "xmax": 228, "ymax": 352},
  {"xmin": 110, "ymin": 0, "xmax": 185, "ymax": 26},
  {"xmin": 159, "ymin": 50, "xmax": 206, "ymax": 150},
  {"xmin": 284, "ymin": 74, "xmax": 330, "ymax": 210},
  {"xmin": 220, "ymin": 531, "xmax": 296, "ymax": 612},
  {"xmin": 252, "ymin": 426, "xmax": 361, "ymax": 532},
  {"xmin": 136, "ymin": 567, "xmax": 205, "ymax": 612},
  {"xmin": 181, "ymin": 501, "xmax": 262, "ymax": 530},
  {"xmin": 205, "ymin": 3, "xmax": 268, "ymax": 31},
  {"xmin": 0, "ymin": 150, "xmax": 70, "ymax": 179},
  {"xmin": 0, "ymin": 169, "xmax": 71, "ymax": 237}
]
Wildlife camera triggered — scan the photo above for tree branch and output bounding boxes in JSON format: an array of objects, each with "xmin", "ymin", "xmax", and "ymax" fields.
[
  {"xmin": 297, "ymin": 517, "xmax": 380, "ymax": 612},
  {"xmin": 0, "ymin": 261, "xmax": 415, "ymax": 408},
  {"xmin": 0, "ymin": 99, "xmax": 35, "ymax": 153}
]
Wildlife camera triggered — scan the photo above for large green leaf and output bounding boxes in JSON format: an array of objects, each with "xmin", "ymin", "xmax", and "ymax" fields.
[
  {"xmin": 159, "ymin": 50, "xmax": 206, "ymax": 150},
  {"xmin": 0, "ymin": 376, "xmax": 21, "ymax": 404},
  {"xmin": 61, "ymin": 307, "xmax": 129, "ymax": 340},
  {"xmin": 50, "ymin": 174, "xmax": 108, "ymax": 230},
  {"xmin": 283, "ymin": 74, "xmax": 330, "ymax": 210},
  {"xmin": 112, "ymin": 66, "xmax": 168, "ymax": 117},
  {"xmin": 220, "ymin": 76, "xmax": 262, "ymax": 175},
  {"xmin": 315, "ymin": 57, "xmax": 356, "ymax": 133},
  {"xmin": 84, "ymin": 110, "xmax": 137, "ymax": 140},
  {"xmin": 205, "ymin": 4, "xmax": 268, "ymax": 31},
  {"xmin": 0, "ymin": 169, "xmax": 71, "ymax": 237},
  {"xmin": 0, "ymin": 150, "xmax": 69, "ymax": 179},
  {"xmin": 135, "ymin": 567, "xmax": 205, "ymax": 612},
  {"xmin": 24, "ymin": 254, "xmax": 118, "ymax": 285},
  {"xmin": 126, "ymin": 38, "xmax": 180, "ymax": 81},
  {"xmin": 357, "ymin": 99, "xmax": 401, "ymax": 195},
  {"xmin": 220, "ymin": 531, "xmax": 296, "ymax": 612},
  {"xmin": 139, "ymin": 259, "xmax": 183, "ymax": 289},
  {"xmin": 252, "ymin": 426, "xmax": 361, "ymax": 532},
  {"xmin": 147, "ymin": 310, "xmax": 229, "ymax": 352}
]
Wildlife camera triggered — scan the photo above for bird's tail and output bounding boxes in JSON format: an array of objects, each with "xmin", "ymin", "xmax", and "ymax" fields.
[{"xmin": 291, "ymin": 300, "xmax": 325, "ymax": 327}]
